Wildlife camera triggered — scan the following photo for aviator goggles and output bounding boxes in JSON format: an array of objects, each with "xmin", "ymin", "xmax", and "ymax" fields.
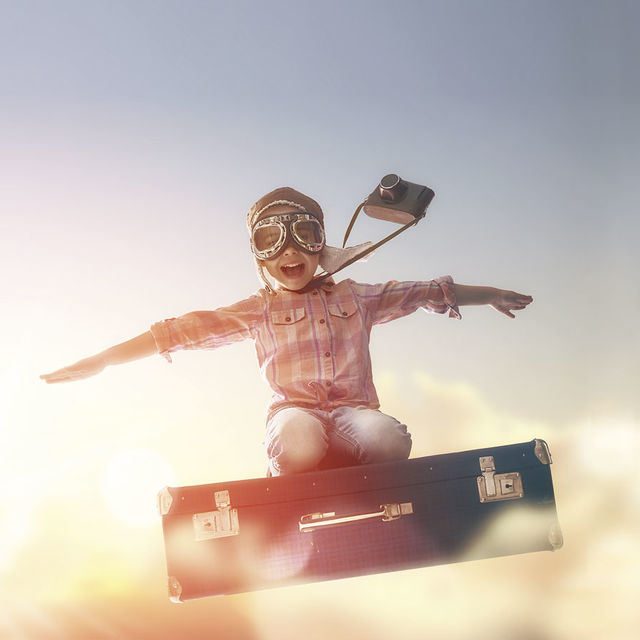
[{"xmin": 251, "ymin": 212, "xmax": 326, "ymax": 260}]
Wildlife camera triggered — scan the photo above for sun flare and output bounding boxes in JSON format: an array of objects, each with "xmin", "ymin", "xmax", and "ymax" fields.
[{"xmin": 101, "ymin": 449, "xmax": 177, "ymax": 527}]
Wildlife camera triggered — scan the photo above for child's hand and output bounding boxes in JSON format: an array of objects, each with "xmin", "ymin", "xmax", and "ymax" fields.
[
  {"xmin": 40, "ymin": 355, "xmax": 107, "ymax": 384},
  {"xmin": 490, "ymin": 289, "xmax": 533, "ymax": 318}
]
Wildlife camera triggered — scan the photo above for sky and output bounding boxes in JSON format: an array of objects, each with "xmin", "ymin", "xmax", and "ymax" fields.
[{"xmin": 1, "ymin": 1, "xmax": 639, "ymax": 638}]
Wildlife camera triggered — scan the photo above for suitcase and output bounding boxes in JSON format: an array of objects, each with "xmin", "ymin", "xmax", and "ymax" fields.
[{"xmin": 158, "ymin": 438, "xmax": 562, "ymax": 601}]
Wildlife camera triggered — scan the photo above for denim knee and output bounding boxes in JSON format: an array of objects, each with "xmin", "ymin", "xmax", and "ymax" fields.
[
  {"xmin": 265, "ymin": 408, "xmax": 328, "ymax": 475},
  {"xmin": 332, "ymin": 407, "xmax": 412, "ymax": 464},
  {"xmin": 364, "ymin": 422, "xmax": 412, "ymax": 463}
]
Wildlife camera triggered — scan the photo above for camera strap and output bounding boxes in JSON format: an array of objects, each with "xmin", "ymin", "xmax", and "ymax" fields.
[
  {"xmin": 341, "ymin": 201, "xmax": 366, "ymax": 249},
  {"xmin": 336, "ymin": 208, "xmax": 419, "ymax": 273},
  {"xmin": 298, "ymin": 201, "xmax": 420, "ymax": 292}
]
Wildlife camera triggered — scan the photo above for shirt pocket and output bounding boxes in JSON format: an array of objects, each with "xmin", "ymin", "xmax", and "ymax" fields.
[
  {"xmin": 271, "ymin": 307, "xmax": 307, "ymax": 325},
  {"xmin": 327, "ymin": 300, "xmax": 358, "ymax": 319},
  {"xmin": 269, "ymin": 308, "xmax": 307, "ymax": 361}
]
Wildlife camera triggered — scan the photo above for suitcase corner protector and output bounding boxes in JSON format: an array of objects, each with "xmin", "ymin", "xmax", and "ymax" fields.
[
  {"xmin": 534, "ymin": 439, "xmax": 552, "ymax": 465},
  {"xmin": 549, "ymin": 521, "xmax": 564, "ymax": 551},
  {"xmin": 168, "ymin": 576, "xmax": 184, "ymax": 603},
  {"xmin": 158, "ymin": 487, "xmax": 174, "ymax": 516}
]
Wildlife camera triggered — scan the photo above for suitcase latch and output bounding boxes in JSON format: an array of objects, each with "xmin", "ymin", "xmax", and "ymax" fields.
[
  {"xmin": 193, "ymin": 490, "xmax": 240, "ymax": 540},
  {"xmin": 477, "ymin": 456, "xmax": 523, "ymax": 503}
]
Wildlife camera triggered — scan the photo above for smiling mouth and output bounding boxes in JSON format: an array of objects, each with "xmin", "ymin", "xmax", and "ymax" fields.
[{"xmin": 281, "ymin": 263, "xmax": 305, "ymax": 278}]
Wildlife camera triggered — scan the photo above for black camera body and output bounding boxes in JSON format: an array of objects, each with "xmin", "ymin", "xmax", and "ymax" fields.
[{"xmin": 363, "ymin": 174, "xmax": 435, "ymax": 225}]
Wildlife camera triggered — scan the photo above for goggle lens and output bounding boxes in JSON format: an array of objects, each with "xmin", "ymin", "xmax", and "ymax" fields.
[
  {"xmin": 253, "ymin": 224, "xmax": 284, "ymax": 254},
  {"xmin": 292, "ymin": 219, "xmax": 324, "ymax": 247}
]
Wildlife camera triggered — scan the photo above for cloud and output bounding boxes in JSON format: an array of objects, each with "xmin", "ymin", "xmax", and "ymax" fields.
[
  {"xmin": 375, "ymin": 369, "xmax": 550, "ymax": 456},
  {"xmin": 370, "ymin": 369, "xmax": 640, "ymax": 638},
  {"xmin": 2, "ymin": 369, "xmax": 638, "ymax": 639}
]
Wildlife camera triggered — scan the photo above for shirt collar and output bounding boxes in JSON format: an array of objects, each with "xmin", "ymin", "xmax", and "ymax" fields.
[{"xmin": 276, "ymin": 276, "xmax": 336, "ymax": 295}]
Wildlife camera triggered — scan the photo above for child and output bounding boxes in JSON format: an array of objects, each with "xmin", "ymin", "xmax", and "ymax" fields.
[{"xmin": 41, "ymin": 186, "xmax": 533, "ymax": 476}]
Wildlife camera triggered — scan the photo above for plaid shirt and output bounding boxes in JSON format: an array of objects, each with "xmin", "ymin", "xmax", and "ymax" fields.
[{"xmin": 150, "ymin": 276, "xmax": 460, "ymax": 414}]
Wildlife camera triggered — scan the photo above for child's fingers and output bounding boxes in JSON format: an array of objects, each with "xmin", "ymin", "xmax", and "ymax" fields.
[
  {"xmin": 495, "ymin": 303, "xmax": 526, "ymax": 317},
  {"xmin": 40, "ymin": 366, "xmax": 87, "ymax": 383},
  {"xmin": 40, "ymin": 370, "xmax": 69, "ymax": 383},
  {"xmin": 40, "ymin": 370, "xmax": 61, "ymax": 383},
  {"xmin": 503, "ymin": 294, "xmax": 532, "ymax": 311}
]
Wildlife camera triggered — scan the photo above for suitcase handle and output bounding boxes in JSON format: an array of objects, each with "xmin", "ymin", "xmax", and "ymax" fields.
[{"xmin": 299, "ymin": 502, "xmax": 413, "ymax": 533}]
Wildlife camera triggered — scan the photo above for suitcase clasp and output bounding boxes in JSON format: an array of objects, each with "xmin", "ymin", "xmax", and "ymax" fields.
[
  {"xmin": 477, "ymin": 456, "xmax": 523, "ymax": 503},
  {"xmin": 192, "ymin": 490, "xmax": 240, "ymax": 540}
]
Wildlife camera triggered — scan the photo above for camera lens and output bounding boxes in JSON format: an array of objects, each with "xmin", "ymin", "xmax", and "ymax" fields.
[
  {"xmin": 379, "ymin": 174, "xmax": 407, "ymax": 202},
  {"xmin": 380, "ymin": 174, "xmax": 401, "ymax": 190}
]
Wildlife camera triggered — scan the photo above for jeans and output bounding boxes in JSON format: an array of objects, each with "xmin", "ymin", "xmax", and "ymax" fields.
[{"xmin": 265, "ymin": 405, "xmax": 412, "ymax": 476}]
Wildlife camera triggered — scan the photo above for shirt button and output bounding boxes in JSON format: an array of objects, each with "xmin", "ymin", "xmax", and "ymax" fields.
[
  {"xmin": 285, "ymin": 316, "xmax": 291, "ymax": 322},
  {"xmin": 325, "ymin": 381, "xmax": 332, "ymax": 387},
  {"xmin": 324, "ymin": 351, "xmax": 330, "ymax": 357},
  {"xmin": 342, "ymin": 311, "xmax": 348, "ymax": 316},
  {"xmin": 312, "ymin": 291, "xmax": 318, "ymax": 296},
  {"xmin": 319, "ymin": 318, "xmax": 325, "ymax": 324}
]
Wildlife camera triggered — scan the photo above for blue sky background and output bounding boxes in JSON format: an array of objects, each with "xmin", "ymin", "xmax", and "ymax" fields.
[{"xmin": 1, "ymin": 1, "xmax": 639, "ymax": 638}]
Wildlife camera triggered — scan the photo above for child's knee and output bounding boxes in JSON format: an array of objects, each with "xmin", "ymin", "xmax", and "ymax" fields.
[
  {"xmin": 367, "ymin": 429, "xmax": 411, "ymax": 462},
  {"xmin": 358, "ymin": 412, "xmax": 412, "ymax": 463},
  {"xmin": 273, "ymin": 442, "xmax": 325, "ymax": 474},
  {"xmin": 266, "ymin": 408, "xmax": 328, "ymax": 475}
]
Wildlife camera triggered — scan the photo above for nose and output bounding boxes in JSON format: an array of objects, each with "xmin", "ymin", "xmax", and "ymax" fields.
[{"xmin": 281, "ymin": 242, "xmax": 300, "ymax": 256}]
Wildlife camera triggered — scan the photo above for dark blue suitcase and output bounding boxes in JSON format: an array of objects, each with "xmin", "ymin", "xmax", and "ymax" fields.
[{"xmin": 158, "ymin": 438, "xmax": 562, "ymax": 601}]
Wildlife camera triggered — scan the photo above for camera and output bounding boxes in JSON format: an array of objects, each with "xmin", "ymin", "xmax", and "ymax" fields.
[{"xmin": 363, "ymin": 174, "xmax": 435, "ymax": 225}]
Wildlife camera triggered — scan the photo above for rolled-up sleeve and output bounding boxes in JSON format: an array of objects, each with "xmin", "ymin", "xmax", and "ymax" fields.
[
  {"xmin": 352, "ymin": 275, "xmax": 461, "ymax": 325},
  {"xmin": 150, "ymin": 294, "xmax": 265, "ymax": 362}
]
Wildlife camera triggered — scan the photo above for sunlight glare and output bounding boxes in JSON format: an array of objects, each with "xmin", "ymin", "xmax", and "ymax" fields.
[
  {"xmin": 101, "ymin": 449, "xmax": 177, "ymax": 527},
  {"xmin": 0, "ymin": 500, "xmax": 33, "ymax": 571},
  {"xmin": 575, "ymin": 418, "xmax": 639, "ymax": 480}
]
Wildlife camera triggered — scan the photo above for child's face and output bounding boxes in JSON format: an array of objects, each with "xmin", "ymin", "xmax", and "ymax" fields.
[{"xmin": 257, "ymin": 204, "xmax": 322, "ymax": 291}]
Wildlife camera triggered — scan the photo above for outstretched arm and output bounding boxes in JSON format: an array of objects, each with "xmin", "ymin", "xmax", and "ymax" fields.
[
  {"xmin": 454, "ymin": 284, "xmax": 532, "ymax": 318},
  {"xmin": 40, "ymin": 331, "xmax": 158, "ymax": 384}
]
